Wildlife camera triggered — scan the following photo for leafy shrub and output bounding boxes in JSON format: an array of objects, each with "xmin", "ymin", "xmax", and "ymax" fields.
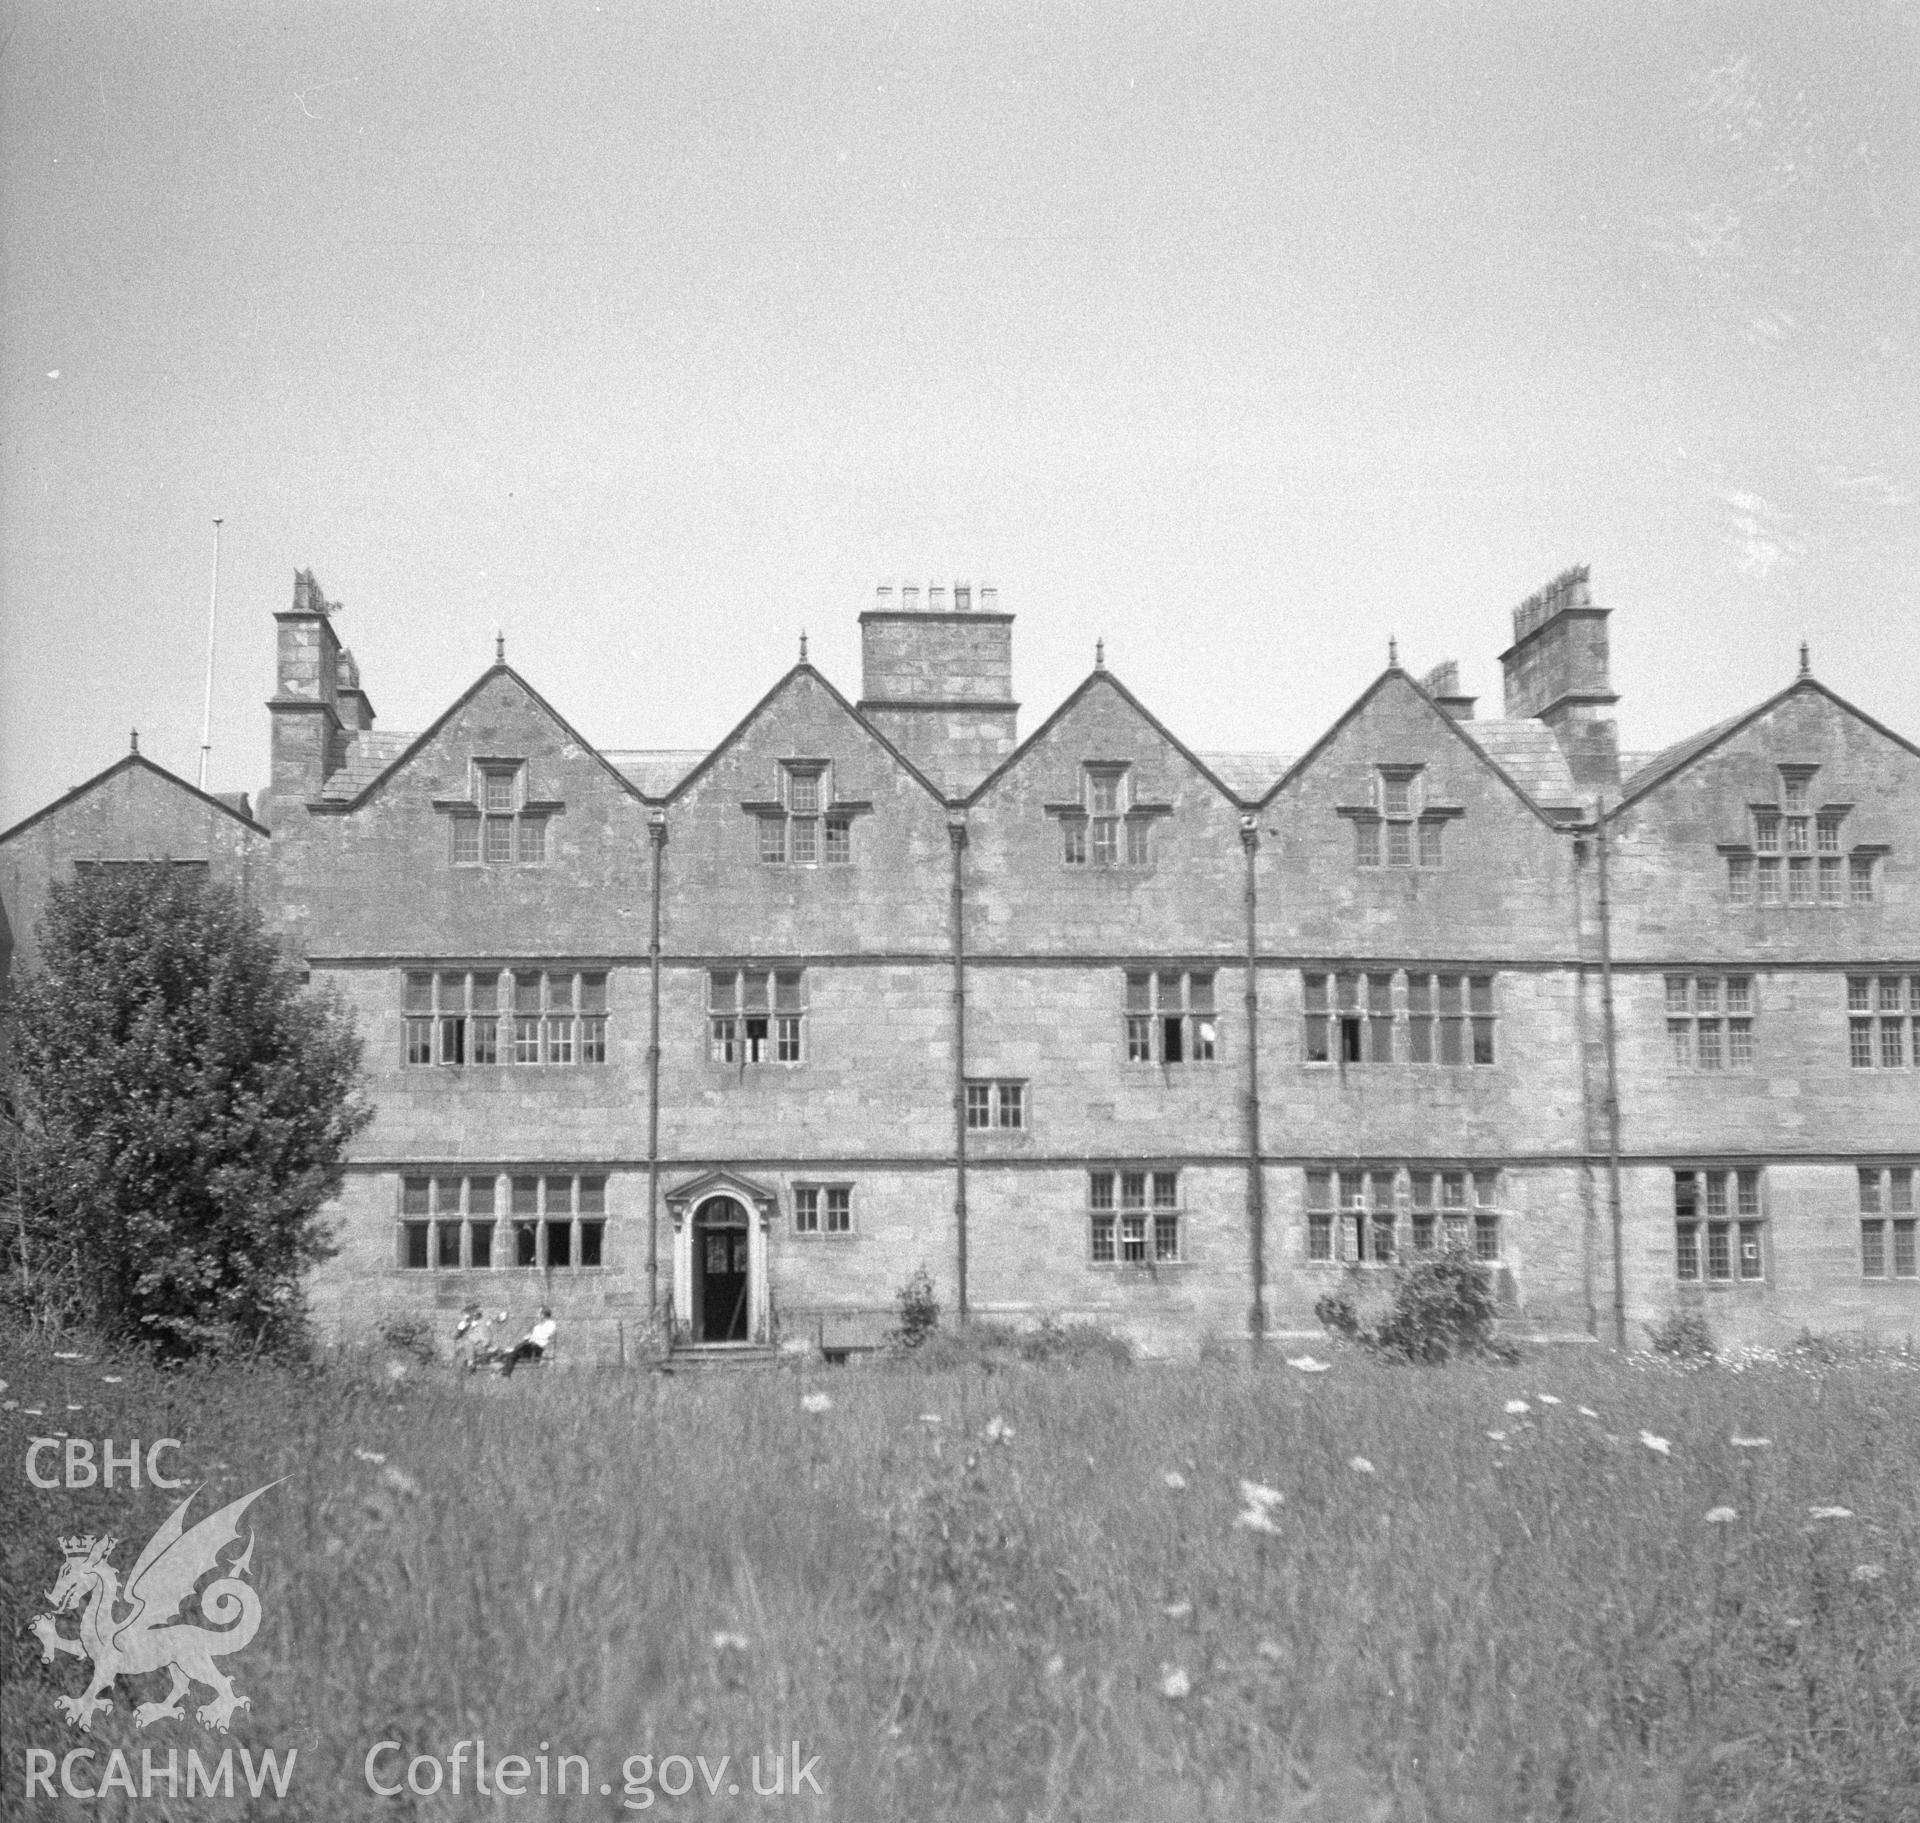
[
  {"xmin": 889, "ymin": 1266, "xmax": 941, "ymax": 1351},
  {"xmin": 1647, "ymin": 1309, "xmax": 1715, "ymax": 1360},
  {"xmin": 1314, "ymin": 1248, "xmax": 1505, "ymax": 1363},
  {"xmin": 377, "ymin": 1313, "xmax": 439, "ymax": 1365}
]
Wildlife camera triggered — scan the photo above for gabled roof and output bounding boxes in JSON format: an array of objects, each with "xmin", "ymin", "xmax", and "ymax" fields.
[
  {"xmin": 1609, "ymin": 675, "xmax": 1920, "ymax": 816},
  {"xmin": 1260, "ymin": 666, "xmax": 1564, "ymax": 830},
  {"xmin": 663, "ymin": 663, "xmax": 947, "ymax": 807},
  {"xmin": 318, "ymin": 730, "xmax": 417, "ymax": 801},
  {"xmin": 1195, "ymin": 750, "xmax": 1296, "ymax": 800},
  {"xmin": 313, "ymin": 663, "xmax": 649, "ymax": 812},
  {"xmin": 603, "ymin": 750, "xmax": 708, "ymax": 797},
  {"xmin": 0, "ymin": 751, "xmax": 270, "ymax": 845},
  {"xmin": 1455, "ymin": 720, "xmax": 1582, "ymax": 812},
  {"xmin": 964, "ymin": 668, "xmax": 1246, "ymax": 807}
]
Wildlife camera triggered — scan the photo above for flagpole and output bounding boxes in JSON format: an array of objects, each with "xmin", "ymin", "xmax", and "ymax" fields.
[{"xmin": 197, "ymin": 517, "xmax": 224, "ymax": 790}]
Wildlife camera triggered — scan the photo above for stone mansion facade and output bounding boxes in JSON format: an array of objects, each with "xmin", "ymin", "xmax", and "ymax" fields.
[{"xmin": 3, "ymin": 566, "xmax": 1917, "ymax": 1358}]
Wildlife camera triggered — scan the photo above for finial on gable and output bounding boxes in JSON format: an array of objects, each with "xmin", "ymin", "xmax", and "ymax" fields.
[
  {"xmin": 495, "ymin": 631, "xmax": 506, "ymax": 665},
  {"xmin": 130, "ymin": 728, "xmax": 139, "ymax": 754},
  {"xmin": 800, "ymin": 629, "xmax": 809, "ymax": 664},
  {"xmin": 1388, "ymin": 635, "xmax": 1400, "ymax": 669},
  {"xmin": 1095, "ymin": 637, "xmax": 1106, "ymax": 671},
  {"xmin": 1799, "ymin": 640, "xmax": 1810, "ymax": 678}
]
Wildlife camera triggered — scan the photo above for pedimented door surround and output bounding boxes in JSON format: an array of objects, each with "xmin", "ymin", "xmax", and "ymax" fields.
[{"xmin": 664, "ymin": 1169, "xmax": 776, "ymax": 1346}]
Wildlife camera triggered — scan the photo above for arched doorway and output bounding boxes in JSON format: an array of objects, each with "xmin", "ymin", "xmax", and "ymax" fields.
[{"xmin": 693, "ymin": 1196, "xmax": 751, "ymax": 1342}]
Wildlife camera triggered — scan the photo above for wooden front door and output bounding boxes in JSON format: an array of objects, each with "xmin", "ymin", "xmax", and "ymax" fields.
[{"xmin": 696, "ymin": 1197, "xmax": 751, "ymax": 1342}]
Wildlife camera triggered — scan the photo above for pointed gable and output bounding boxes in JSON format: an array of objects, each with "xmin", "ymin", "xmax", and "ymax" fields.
[
  {"xmin": 0, "ymin": 751, "xmax": 268, "ymax": 974},
  {"xmin": 1603, "ymin": 676, "xmax": 1920, "ymax": 961},
  {"xmin": 963, "ymin": 669, "xmax": 1247, "ymax": 955},
  {"xmin": 285, "ymin": 664, "xmax": 655, "ymax": 959},
  {"xmin": 662, "ymin": 665, "xmax": 953, "ymax": 956},
  {"xmin": 1259, "ymin": 667, "xmax": 1575, "ymax": 959}
]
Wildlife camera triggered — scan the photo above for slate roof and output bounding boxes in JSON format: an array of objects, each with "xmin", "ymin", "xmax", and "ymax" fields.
[
  {"xmin": 1194, "ymin": 751, "xmax": 1296, "ymax": 801},
  {"xmin": 1455, "ymin": 719, "xmax": 1583, "ymax": 811},
  {"xmin": 319, "ymin": 731, "xmax": 417, "ymax": 800},
  {"xmin": 602, "ymin": 750, "xmax": 710, "ymax": 798},
  {"xmin": 1617, "ymin": 711, "xmax": 1753, "ymax": 802}
]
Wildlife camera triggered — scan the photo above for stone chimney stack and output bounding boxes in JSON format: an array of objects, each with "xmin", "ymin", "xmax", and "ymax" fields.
[
  {"xmin": 264, "ymin": 569, "xmax": 348, "ymax": 824},
  {"xmin": 858, "ymin": 579, "xmax": 1018, "ymax": 795},
  {"xmin": 1497, "ymin": 565, "xmax": 1620, "ymax": 790},
  {"xmin": 1419, "ymin": 659, "xmax": 1478, "ymax": 721}
]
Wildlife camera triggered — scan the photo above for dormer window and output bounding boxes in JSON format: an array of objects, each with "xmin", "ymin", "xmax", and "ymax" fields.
[
  {"xmin": 440, "ymin": 760, "xmax": 557, "ymax": 866},
  {"xmin": 1340, "ymin": 765, "xmax": 1458, "ymax": 869},
  {"xmin": 745, "ymin": 762, "xmax": 863, "ymax": 866},
  {"xmin": 1721, "ymin": 764, "xmax": 1883, "ymax": 909},
  {"xmin": 1049, "ymin": 764, "xmax": 1170, "ymax": 867}
]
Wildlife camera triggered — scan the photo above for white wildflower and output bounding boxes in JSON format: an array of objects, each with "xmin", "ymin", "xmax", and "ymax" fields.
[
  {"xmin": 1239, "ymin": 1479, "xmax": 1284, "ymax": 1510},
  {"xmin": 1730, "ymin": 1435, "xmax": 1771, "ymax": 1448},
  {"xmin": 1163, "ymin": 1471, "xmax": 1187, "ymax": 1490},
  {"xmin": 1160, "ymin": 1665, "xmax": 1191, "ymax": 1700},
  {"xmin": 1044, "ymin": 1653, "xmax": 1064, "ymax": 1677},
  {"xmin": 1851, "ymin": 1563, "xmax": 1885, "ymax": 1583},
  {"xmin": 984, "ymin": 1414, "xmax": 1011, "ymax": 1442},
  {"xmin": 1578, "ymin": 1406, "xmax": 1599, "ymax": 1418},
  {"xmin": 1163, "ymin": 1600, "xmax": 1193, "ymax": 1619},
  {"xmin": 1486, "ymin": 1431, "xmax": 1507, "ymax": 1442},
  {"xmin": 1285, "ymin": 1354, "xmax": 1330, "ymax": 1373},
  {"xmin": 1640, "ymin": 1431, "xmax": 1672, "ymax": 1456},
  {"xmin": 53, "ymin": 1352, "xmax": 83, "ymax": 1361},
  {"xmin": 1349, "ymin": 1456, "xmax": 1375, "ymax": 1474},
  {"xmin": 1256, "ymin": 1639, "xmax": 1284, "ymax": 1661},
  {"xmin": 1505, "ymin": 1400, "xmax": 1531, "ymax": 1416},
  {"xmin": 354, "ymin": 1448, "xmax": 387, "ymax": 1464},
  {"xmin": 918, "ymin": 1413, "xmax": 942, "ymax": 1425},
  {"xmin": 711, "ymin": 1631, "xmax": 751, "ymax": 1651},
  {"xmin": 1703, "ymin": 1506, "xmax": 1738, "ymax": 1524},
  {"xmin": 800, "ymin": 1391, "xmax": 833, "ymax": 1414},
  {"xmin": 101, "ymin": 1376, "xmax": 123, "ymax": 1385},
  {"xmin": 1235, "ymin": 1506, "xmax": 1281, "ymax": 1535},
  {"xmin": 381, "ymin": 1464, "xmax": 422, "ymax": 1498},
  {"xmin": 1536, "ymin": 1394, "xmax": 1561, "ymax": 1406},
  {"xmin": 66, "ymin": 1404, "xmax": 82, "ymax": 1412},
  {"xmin": 1808, "ymin": 1506, "xmax": 1853, "ymax": 1520}
]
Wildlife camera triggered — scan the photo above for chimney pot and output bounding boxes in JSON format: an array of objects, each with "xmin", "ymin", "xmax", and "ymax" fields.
[
  {"xmin": 903, "ymin": 585, "xmax": 920, "ymax": 610},
  {"xmin": 928, "ymin": 584, "xmax": 948, "ymax": 611},
  {"xmin": 876, "ymin": 584, "xmax": 894, "ymax": 606},
  {"xmin": 955, "ymin": 582, "xmax": 971, "ymax": 611}
]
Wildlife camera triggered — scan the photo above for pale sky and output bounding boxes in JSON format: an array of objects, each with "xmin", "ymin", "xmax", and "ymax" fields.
[{"xmin": 3, "ymin": 2, "xmax": 1915, "ymax": 827}]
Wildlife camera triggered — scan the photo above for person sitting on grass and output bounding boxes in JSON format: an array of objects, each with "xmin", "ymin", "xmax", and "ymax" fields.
[{"xmin": 500, "ymin": 1306, "xmax": 557, "ymax": 1377}]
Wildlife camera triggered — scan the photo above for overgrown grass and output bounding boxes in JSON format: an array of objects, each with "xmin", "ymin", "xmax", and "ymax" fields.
[{"xmin": 4, "ymin": 1334, "xmax": 1918, "ymax": 1820}]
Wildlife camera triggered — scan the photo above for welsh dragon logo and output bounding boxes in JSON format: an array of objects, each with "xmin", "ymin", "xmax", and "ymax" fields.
[{"xmin": 31, "ymin": 1480, "xmax": 282, "ymax": 1733}]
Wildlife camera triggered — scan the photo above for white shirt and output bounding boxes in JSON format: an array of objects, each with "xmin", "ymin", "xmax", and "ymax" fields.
[{"xmin": 525, "ymin": 1318, "xmax": 557, "ymax": 1350}]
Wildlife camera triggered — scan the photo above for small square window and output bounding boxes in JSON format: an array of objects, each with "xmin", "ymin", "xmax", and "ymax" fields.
[{"xmin": 482, "ymin": 769, "xmax": 519, "ymax": 813}]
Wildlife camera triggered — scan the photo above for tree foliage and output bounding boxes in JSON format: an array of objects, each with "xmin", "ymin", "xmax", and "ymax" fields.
[{"xmin": 6, "ymin": 867, "xmax": 371, "ymax": 1357}]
